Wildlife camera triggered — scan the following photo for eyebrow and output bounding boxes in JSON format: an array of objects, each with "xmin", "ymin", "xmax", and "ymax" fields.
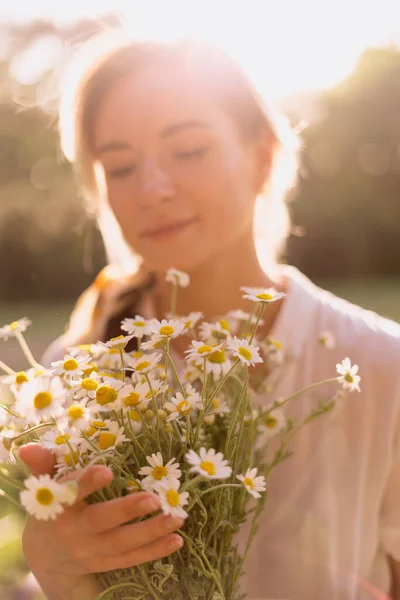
[{"xmin": 97, "ymin": 120, "xmax": 209, "ymax": 155}]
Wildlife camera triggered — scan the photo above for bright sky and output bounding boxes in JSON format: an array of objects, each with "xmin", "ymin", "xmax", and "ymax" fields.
[{"xmin": 2, "ymin": 0, "xmax": 400, "ymax": 98}]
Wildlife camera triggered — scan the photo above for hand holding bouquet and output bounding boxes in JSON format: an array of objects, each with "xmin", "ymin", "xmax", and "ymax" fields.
[{"xmin": 0, "ymin": 269, "xmax": 361, "ymax": 599}]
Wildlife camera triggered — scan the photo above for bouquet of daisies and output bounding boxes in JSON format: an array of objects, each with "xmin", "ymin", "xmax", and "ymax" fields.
[{"xmin": 0, "ymin": 268, "xmax": 361, "ymax": 600}]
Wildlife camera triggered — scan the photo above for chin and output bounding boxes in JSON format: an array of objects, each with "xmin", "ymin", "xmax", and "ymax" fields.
[{"xmin": 141, "ymin": 247, "xmax": 210, "ymax": 274}]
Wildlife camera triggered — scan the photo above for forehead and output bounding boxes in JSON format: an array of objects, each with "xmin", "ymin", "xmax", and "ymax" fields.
[{"xmin": 92, "ymin": 64, "xmax": 236, "ymax": 148}]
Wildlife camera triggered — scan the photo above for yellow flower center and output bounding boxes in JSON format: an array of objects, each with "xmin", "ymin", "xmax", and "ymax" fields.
[
  {"xmin": 63, "ymin": 358, "xmax": 79, "ymax": 371},
  {"xmin": 131, "ymin": 351, "xmax": 143, "ymax": 359},
  {"xmin": 78, "ymin": 344, "xmax": 92, "ymax": 352},
  {"xmin": 15, "ymin": 371, "xmax": 28, "ymax": 385},
  {"xmin": 200, "ymin": 461, "xmax": 216, "ymax": 476},
  {"xmin": 64, "ymin": 451, "xmax": 79, "ymax": 466},
  {"xmin": 166, "ymin": 489, "xmax": 180, "ymax": 507},
  {"xmin": 219, "ymin": 319, "xmax": 230, "ymax": 331},
  {"xmin": 108, "ymin": 348, "xmax": 120, "ymax": 355},
  {"xmin": 96, "ymin": 385, "xmax": 118, "ymax": 405},
  {"xmin": 208, "ymin": 349, "xmax": 225, "ymax": 364},
  {"xmin": 124, "ymin": 392, "xmax": 140, "ymax": 406},
  {"xmin": 177, "ymin": 400, "xmax": 190, "ymax": 413},
  {"xmin": 238, "ymin": 347, "xmax": 252, "ymax": 361},
  {"xmin": 264, "ymin": 416, "xmax": 278, "ymax": 428},
  {"xmin": 134, "ymin": 321, "xmax": 146, "ymax": 327},
  {"xmin": 152, "ymin": 465, "xmax": 168, "ymax": 480},
  {"xmin": 345, "ymin": 373, "xmax": 354, "ymax": 383},
  {"xmin": 33, "ymin": 391, "xmax": 52, "ymax": 410},
  {"xmin": 68, "ymin": 405, "xmax": 84, "ymax": 420},
  {"xmin": 198, "ymin": 344, "xmax": 212, "ymax": 355},
  {"xmin": 273, "ymin": 340, "xmax": 282, "ymax": 350},
  {"xmin": 36, "ymin": 487, "xmax": 54, "ymax": 505},
  {"xmin": 244, "ymin": 477, "xmax": 254, "ymax": 489},
  {"xmin": 99, "ymin": 432, "xmax": 117, "ymax": 449},
  {"xmin": 92, "ymin": 420, "xmax": 107, "ymax": 427},
  {"xmin": 81, "ymin": 378, "xmax": 98, "ymax": 391},
  {"xmin": 82, "ymin": 364, "xmax": 98, "ymax": 376},
  {"xmin": 129, "ymin": 409, "xmax": 141, "ymax": 422},
  {"xmin": 85, "ymin": 426, "xmax": 97, "ymax": 437},
  {"xmin": 159, "ymin": 325, "xmax": 174, "ymax": 336},
  {"xmin": 128, "ymin": 479, "xmax": 140, "ymax": 491},
  {"xmin": 256, "ymin": 293, "xmax": 274, "ymax": 301},
  {"xmin": 109, "ymin": 335, "xmax": 127, "ymax": 350},
  {"xmin": 135, "ymin": 361, "xmax": 151, "ymax": 371},
  {"xmin": 10, "ymin": 321, "xmax": 20, "ymax": 331},
  {"xmin": 212, "ymin": 398, "xmax": 219, "ymax": 409},
  {"xmin": 55, "ymin": 433, "xmax": 70, "ymax": 445}
]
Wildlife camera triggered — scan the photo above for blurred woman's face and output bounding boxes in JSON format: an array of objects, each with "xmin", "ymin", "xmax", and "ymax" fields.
[{"xmin": 92, "ymin": 63, "xmax": 266, "ymax": 272}]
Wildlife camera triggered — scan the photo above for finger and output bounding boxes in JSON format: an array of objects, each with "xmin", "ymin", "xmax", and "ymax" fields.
[
  {"xmin": 18, "ymin": 443, "xmax": 56, "ymax": 476},
  {"xmin": 88, "ymin": 533, "xmax": 184, "ymax": 572},
  {"xmin": 57, "ymin": 465, "xmax": 114, "ymax": 503},
  {"xmin": 100, "ymin": 513, "xmax": 185, "ymax": 555},
  {"xmin": 80, "ymin": 491, "xmax": 160, "ymax": 534}
]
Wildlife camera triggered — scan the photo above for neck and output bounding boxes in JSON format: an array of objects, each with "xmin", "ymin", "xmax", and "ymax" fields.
[{"xmin": 152, "ymin": 229, "xmax": 285, "ymax": 326}]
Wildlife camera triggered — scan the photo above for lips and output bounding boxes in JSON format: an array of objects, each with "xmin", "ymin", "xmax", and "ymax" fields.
[{"xmin": 141, "ymin": 217, "xmax": 198, "ymax": 239}]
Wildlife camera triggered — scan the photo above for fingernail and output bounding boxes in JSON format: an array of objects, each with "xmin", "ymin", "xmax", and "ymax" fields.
[
  {"xmin": 169, "ymin": 536, "xmax": 183, "ymax": 551},
  {"xmin": 137, "ymin": 497, "xmax": 159, "ymax": 512}
]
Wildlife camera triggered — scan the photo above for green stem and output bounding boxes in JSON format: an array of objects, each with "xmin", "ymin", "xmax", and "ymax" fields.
[
  {"xmin": 15, "ymin": 331, "xmax": 44, "ymax": 371},
  {"xmin": 272, "ymin": 377, "xmax": 339, "ymax": 412},
  {"xmin": 164, "ymin": 348, "xmax": 186, "ymax": 397},
  {"xmin": 145, "ymin": 373, "xmax": 160, "ymax": 443},
  {"xmin": 249, "ymin": 304, "xmax": 266, "ymax": 344},
  {"xmin": 10, "ymin": 421, "xmax": 54, "ymax": 445},
  {"xmin": 119, "ymin": 350, "xmax": 126, "ymax": 383},
  {"xmin": 0, "ymin": 360, "xmax": 15, "ymax": 376},
  {"xmin": 0, "ymin": 472, "xmax": 24, "ymax": 491},
  {"xmin": 208, "ymin": 359, "xmax": 240, "ymax": 403},
  {"xmin": 0, "ymin": 488, "xmax": 23, "ymax": 511},
  {"xmin": 170, "ymin": 283, "xmax": 178, "ymax": 317}
]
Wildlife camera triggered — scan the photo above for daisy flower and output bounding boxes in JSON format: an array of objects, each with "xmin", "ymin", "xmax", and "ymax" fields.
[
  {"xmin": 68, "ymin": 344, "xmax": 102, "ymax": 359},
  {"xmin": 91, "ymin": 377, "xmax": 125, "ymax": 412},
  {"xmin": 20, "ymin": 474, "xmax": 74, "ymax": 521},
  {"xmin": 164, "ymin": 391, "xmax": 203, "ymax": 422},
  {"xmin": 241, "ymin": 286, "xmax": 286, "ymax": 304},
  {"xmin": 318, "ymin": 331, "xmax": 336, "ymax": 349},
  {"xmin": 14, "ymin": 375, "xmax": 67, "ymax": 423},
  {"xmin": 149, "ymin": 319, "xmax": 186, "ymax": 339},
  {"xmin": 141, "ymin": 335, "xmax": 167, "ymax": 351},
  {"xmin": 97, "ymin": 421, "xmax": 129, "ymax": 450},
  {"xmin": 157, "ymin": 479, "xmax": 189, "ymax": 519},
  {"xmin": 50, "ymin": 354, "xmax": 92, "ymax": 380},
  {"xmin": 227, "ymin": 337, "xmax": 263, "ymax": 367},
  {"xmin": 126, "ymin": 408, "xmax": 143, "ymax": 434},
  {"xmin": 68, "ymin": 371, "xmax": 102, "ymax": 402},
  {"xmin": 260, "ymin": 337, "xmax": 285, "ymax": 367},
  {"xmin": 39, "ymin": 427, "xmax": 82, "ymax": 456},
  {"xmin": 139, "ymin": 452, "xmax": 181, "ymax": 490},
  {"xmin": 185, "ymin": 448, "xmax": 232, "ymax": 479},
  {"xmin": 128, "ymin": 352, "xmax": 162, "ymax": 374},
  {"xmin": 121, "ymin": 315, "xmax": 152, "ymax": 338},
  {"xmin": 63, "ymin": 400, "xmax": 96, "ymax": 431},
  {"xmin": 336, "ymin": 358, "xmax": 361, "ymax": 392},
  {"xmin": 237, "ymin": 468, "xmax": 266, "ymax": 498},
  {"xmin": 0, "ymin": 317, "xmax": 31, "ymax": 341},
  {"xmin": 165, "ymin": 268, "xmax": 190, "ymax": 288},
  {"xmin": 206, "ymin": 396, "xmax": 230, "ymax": 416},
  {"xmin": 119, "ymin": 381, "xmax": 152, "ymax": 410},
  {"xmin": 99, "ymin": 334, "xmax": 134, "ymax": 351},
  {"xmin": 184, "ymin": 341, "xmax": 225, "ymax": 361},
  {"xmin": 199, "ymin": 320, "xmax": 231, "ymax": 343},
  {"xmin": 3, "ymin": 369, "xmax": 35, "ymax": 390},
  {"xmin": 182, "ymin": 312, "xmax": 203, "ymax": 333},
  {"xmin": 258, "ymin": 406, "xmax": 287, "ymax": 441}
]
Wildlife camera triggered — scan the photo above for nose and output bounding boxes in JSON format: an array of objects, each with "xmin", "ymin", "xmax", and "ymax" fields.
[{"xmin": 138, "ymin": 158, "xmax": 175, "ymax": 210}]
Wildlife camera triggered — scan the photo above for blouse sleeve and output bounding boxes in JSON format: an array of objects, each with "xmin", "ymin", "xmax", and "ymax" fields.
[{"xmin": 380, "ymin": 389, "xmax": 400, "ymax": 561}]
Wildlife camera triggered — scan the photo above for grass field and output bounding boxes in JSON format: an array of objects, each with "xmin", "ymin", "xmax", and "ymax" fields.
[{"xmin": 0, "ymin": 275, "xmax": 398, "ymax": 597}]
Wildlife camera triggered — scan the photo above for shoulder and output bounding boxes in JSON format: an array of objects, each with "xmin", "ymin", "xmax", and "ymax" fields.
[{"xmin": 282, "ymin": 266, "xmax": 400, "ymax": 391}]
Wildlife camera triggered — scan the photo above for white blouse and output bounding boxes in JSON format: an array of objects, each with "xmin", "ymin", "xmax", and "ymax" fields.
[
  {"xmin": 43, "ymin": 265, "xmax": 400, "ymax": 599},
  {"xmin": 238, "ymin": 266, "xmax": 400, "ymax": 600}
]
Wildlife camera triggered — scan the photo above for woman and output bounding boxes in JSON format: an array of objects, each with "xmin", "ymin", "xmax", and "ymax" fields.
[{"xmin": 19, "ymin": 33, "xmax": 400, "ymax": 599}]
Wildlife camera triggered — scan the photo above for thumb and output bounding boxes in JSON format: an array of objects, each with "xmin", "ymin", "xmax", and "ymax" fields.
[{"xmin": 18, "ymin": 443, "xmax": 57, "ymax": 477}]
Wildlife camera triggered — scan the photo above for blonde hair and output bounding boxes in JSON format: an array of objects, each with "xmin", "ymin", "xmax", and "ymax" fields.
[{"xmin": 59, "ymin": 31, "xmax": 299, "ymax": 274}]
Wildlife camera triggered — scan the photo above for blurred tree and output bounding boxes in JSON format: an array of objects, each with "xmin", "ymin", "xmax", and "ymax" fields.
[{"xmin": 286, "ymin": 46, "xmax": 400, "ymax": 278}]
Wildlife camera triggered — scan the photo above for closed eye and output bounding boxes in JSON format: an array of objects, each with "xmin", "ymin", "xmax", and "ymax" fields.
[
  {"xmin": 108, "ymin": 165, "xmax": 136, "ymax": 179},
  {"xmin": 174, "ymin": 147, "xmax": 210, "ymax": 161}
]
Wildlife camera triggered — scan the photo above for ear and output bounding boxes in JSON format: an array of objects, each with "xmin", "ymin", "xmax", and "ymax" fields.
[{"xmin": 251, "ymin": 128, "xmax": 276, "ymax": 195}]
